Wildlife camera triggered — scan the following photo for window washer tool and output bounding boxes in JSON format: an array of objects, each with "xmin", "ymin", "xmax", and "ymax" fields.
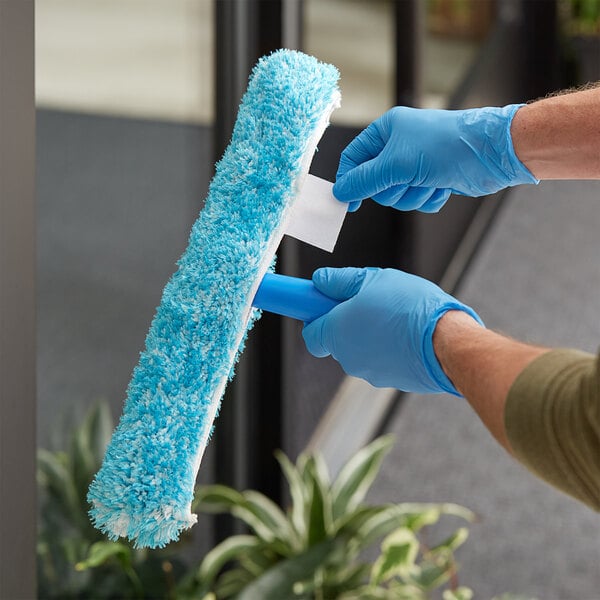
[{"xmin": 87, "ymin": 50, "xmax": 345, "ymax": 548}]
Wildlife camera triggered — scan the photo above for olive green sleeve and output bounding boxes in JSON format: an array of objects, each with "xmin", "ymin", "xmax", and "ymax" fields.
[{"xmin": 505, "ymin": 348, "xmax": 600, "ymax": 511}]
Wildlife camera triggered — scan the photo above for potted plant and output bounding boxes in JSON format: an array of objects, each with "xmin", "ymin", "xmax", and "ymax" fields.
[
  {"xmin": 39, "ymin": 402, "xmax": 532, "ymax": 599},
  {"xmin": 180, "ymin": 435, "xmax": 476, "ymax": 599}
]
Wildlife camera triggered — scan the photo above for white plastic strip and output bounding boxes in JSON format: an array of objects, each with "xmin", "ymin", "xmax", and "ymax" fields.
[{"xmin": 285, "ymin": 174, "xmax": 348, "ymax": 253}]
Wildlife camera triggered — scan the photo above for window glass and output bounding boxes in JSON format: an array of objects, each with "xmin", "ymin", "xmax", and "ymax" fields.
[{"xmin": 304, "ymin": 0, "xmax": 395, "ymax": 125}]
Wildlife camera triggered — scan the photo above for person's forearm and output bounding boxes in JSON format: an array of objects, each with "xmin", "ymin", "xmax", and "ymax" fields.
[
  {"xmin": 432, "ymin": 311, "xmax": 549, "ymax": 452},
  {"xmin": 511, "ymin": 86, "xmax": 600, "ymax": 180}
]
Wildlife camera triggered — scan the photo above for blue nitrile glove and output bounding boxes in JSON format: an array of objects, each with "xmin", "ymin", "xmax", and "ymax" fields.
[
  {"xmin": 333, "ymin": 104, "xmax": 539, "ymax": 213},
  {"xmin": 302, "ymin": 267, "xmax": 484, "ymax": 396}
]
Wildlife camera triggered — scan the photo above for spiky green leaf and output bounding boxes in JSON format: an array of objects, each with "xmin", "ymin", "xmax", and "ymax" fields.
[
  {"xmin": 304, "ymin": 456, "xmax": 333, "ymax": 546},
  {"xmin": 214, "ymin": 566, "xmax": 256, "ymax": 598},
  {"xmin": 75, "ymin": 541, "xmax": 131, "ymax": 571},
  {"xmin": 337, "ymin": 587, "xmax": 390, "ymax": 600},
  {"xmin": 429, "ymin": 527, "xmax": 469, "ymax": 555},
  {"xmin": 387, "ymin": 581, "xmax": 428, "ymax": 600},
  {"xmin": 371, "ymin": 527, "xmax": 419, "ymax": 585},
  {"xmin": 239, "ymin": 544, "xmax": 280, "ymax": 577},
  {"xmin": 392, "ymin": 503, "xmax": 475, "ymax": 533},
  {"xmin": 86, "ymin": 400, "xmax": 114, "ymax": 463},
  {"xmin": 243, "ymin": 490, "xmax": 296, "ymax": 545},
  {"xmin": 409, "ymin": 557, "xmax": 455, "ymax": 591},
  {"xmin": 331, "ymin": 435, "xmax": 394, "ymax": 521},
  {"xmin": 37, "ymin": 448, "xmax": 84, "ymax": 527},
  {"xmin": 321, "ymin": 562, "xmax": 371, "ymax": 595},
  {"xmin": 70, "ymin": 421, "xmax": 96, "ymax": 511},
  {"xmin": 347, "ymin": 505, "xmax": 413, "ymax": 551},
  {"xmin": 198, "ymin": 534, "xmax": 261, "ymax": 584},
  {"xmin": 237, "ymin": 539, "xmax": 339, "ymax": 600},
  {"xmin": 335, "ymin": 504, "xmax": 394, "ymax": 536},
  {"xmin": 434, "ymin": 503, "xmax": 477, "ymax": 523},
  {"xmin": 275, "ymin": 450, "xmax": 308, "ymax": 541},
  {"xmin": 196, "ymin": 485, "xmax": 293, "ymax": 551},
  {"xmin": 195, "ymin": 484, "xmax": 245, "ymax": 512}
]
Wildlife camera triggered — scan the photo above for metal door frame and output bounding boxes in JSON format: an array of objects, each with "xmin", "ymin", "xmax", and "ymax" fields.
[{"xmin": 0, "ymin": 2, "xmax": 36, "ymax": 598}]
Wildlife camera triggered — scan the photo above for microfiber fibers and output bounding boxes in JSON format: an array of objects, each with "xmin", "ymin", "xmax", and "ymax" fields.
[{"xmin": 87, "ymin": 49, "xmax": 340, "ymax": 548}]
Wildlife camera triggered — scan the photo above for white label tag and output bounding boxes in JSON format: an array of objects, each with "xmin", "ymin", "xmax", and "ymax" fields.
[{"xmin": 285, "ymin": 174, "xmax": 348, "ymax": 253}]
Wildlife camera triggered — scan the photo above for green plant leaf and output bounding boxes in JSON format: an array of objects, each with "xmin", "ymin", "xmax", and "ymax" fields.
[
  {"xmin": 335, "ymin": 504, "xmax": 394, "ymax": 536},
  {"xmin": 239, "ymin": 545, "xmax": 279, "ymax": 578},
  {"xmin": 86, "ymin": 400, "xmax": 114, "ymax": 464},
  {"xmin": 346, "ymin": 505, "xmax": 413, "ymax": 551},
  {"xmin": 338, "ymin": 502, "xmax": 474, "ymax": 559},
  {"xmin": 184, "ymin": 594, "xmax": 214, "ymax": 600},
  {"xmin": 321, "ymin": 562, "xmax": 370, "ymax": 591},
  {"xmin": 304, "ymin": 455, "xmax": 333, "ymax": 547},
  {"xmin": 70, "ymin": 420, "xmax": 96, "ymax": 511},
  {"xmin": 387, "ymin": 581, "xmax": 428, "ymax": 600},
  {"xmin": 38, "ymin": 400, "xmax": 199, "ymax": 600},
  {"xmin": 175, "ymin": 563, "xmax": 212, "ymax": 599},
  {"xmin": 337, "ymin": 586, "xmax": 390, "ymax": 600},
  {"xmin": 409, "ymin": 556, "xmax": 454, "ymax": 591},
  {"xmin": 371, "ymin": 527, "xmax": 419, "ymax": 585},
  {"xmin": 443, "ymin": 586, "xmax": 474, "ymax": 600},
  {"xmin": 196, "ymin": 485, "xmax": 293, "ymax": 551},
  {"xmin": 75, "ymin": 541, "xmax": 131, "ymax": 571},
  {"xmin": 37, "ymin": 448, "xmax": 84, "ymax": 527},
  {"xmin": 399, "ymin": 505, "xmax": 443, "ymax": 532},
  {"xmin": 275, "ymin": 450, "xmax": 308, "ymax": 542},
  {"xmin": 237, "ymin": 539, "xmax": 339, "ymax": 600},
  {"xmin": 242, "ymin": 490, "xmax": 296, "ymax": 545},
  {"xmin": 197, "ymin": 534, "xmax": 261, "ymax": 585},
  {"xmin": 214, "ymin": 565, "xmax": 256, "ymax": 599},
  {"xmin": 339, "ymin": 583, "xmax": 425, "ymax": 600},
  {"xmin": 393, "ymin": 502, "xmax": 475, "ymax": 533},
  {"xmin": 75, "ymin": 541, "xmax": 145, "ymax": 598},
  {"xmin": 435, "ymin": 503, "xmax": 477, "ymax": 523},
  {"xmin": 331, "ymin": 435, "xmax": 394, "ymax": 521},
  {"xmin": 428, "ymin": 527, "xmax": 469, "ymax": 555},
  {"xmin": 195, "ymin": 483, "xmax": 245, "ymax": 512}
]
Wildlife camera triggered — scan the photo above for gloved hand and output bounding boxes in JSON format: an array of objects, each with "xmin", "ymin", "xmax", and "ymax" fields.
[
  {"xmin": 302, "ymin": 267, "xmax": 484, "ymax": 395},
  {"xmin": 333, "ymin": 104, "xmax": 538, "ymax": 212}
]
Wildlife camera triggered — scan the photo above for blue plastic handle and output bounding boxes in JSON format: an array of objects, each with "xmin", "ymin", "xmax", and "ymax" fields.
[{"xmin": 252, "ymin": 272, "xmax": 340, "ymax": 323}]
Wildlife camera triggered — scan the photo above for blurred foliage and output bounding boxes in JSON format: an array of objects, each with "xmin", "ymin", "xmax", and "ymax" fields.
[
  {"xmin": 181, "ymin": 435, "xmax": 476, "ymax": 599},
  {"xmin": 37, "ymin": 401, "xmax": 191, "ymax": 599},
  {"xmin": 563, "ymin": 0, "xmax": 600, "ymax": 34},
  {"xmin": 38, "ymin": 401, "xmax": 535, "ymax": 600},
  {"xmin": 427, "ymin": 0, "xmax": 495, "ymax": 40}
]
